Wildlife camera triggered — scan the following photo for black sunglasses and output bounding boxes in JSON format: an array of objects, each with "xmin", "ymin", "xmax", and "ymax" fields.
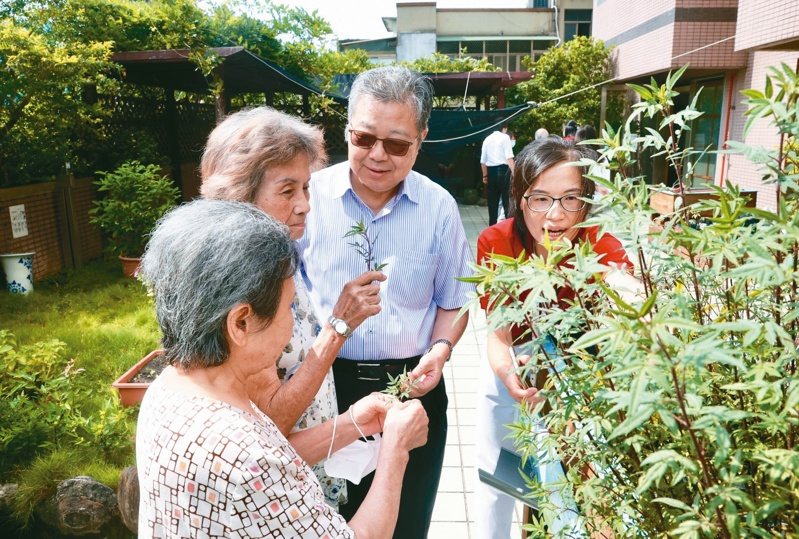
[{"xmin": 348, "ymin": 129, "xmax": 416, "ymax": 157}]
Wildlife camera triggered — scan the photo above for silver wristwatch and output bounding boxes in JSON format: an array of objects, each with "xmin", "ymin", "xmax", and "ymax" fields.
[{"xmin": 327, "ymin": 315, "xmax": 352, "ymax": 338}]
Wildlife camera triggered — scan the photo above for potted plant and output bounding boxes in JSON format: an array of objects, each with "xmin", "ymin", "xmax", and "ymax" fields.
[
  {"xmin": 90, "ymin": 160, "xmax": 180, "ymax": 277},
  {"xmin": 112, "ymin": 349, "xmax": 168, "ymax": 406},
  {"xmin": 468, "ymin": 65, "xmax": 799, "ymax": 536}
]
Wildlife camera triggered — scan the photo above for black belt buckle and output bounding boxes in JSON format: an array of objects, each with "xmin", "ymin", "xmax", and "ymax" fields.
[{"xmin": 355, "ymin": 362, "xmax": 384, "ymax": 381}]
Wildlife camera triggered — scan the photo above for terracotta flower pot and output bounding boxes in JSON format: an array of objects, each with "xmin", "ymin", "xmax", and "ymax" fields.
[
  {"xmin": 649, "ymin": 187, "xmax": 757, "ymax": 216},
  {"xmin": 112, "ymin": 349, "xmax": 166, "ymax": 406},
  {"xmin": 118, "ymin": 255, "xmax": 141, "ymax": 278}
]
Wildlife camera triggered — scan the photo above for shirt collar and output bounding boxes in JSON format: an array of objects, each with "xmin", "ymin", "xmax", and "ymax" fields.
[{"xmin": 330, "ymin": 162, "xmax": 420, "ymax": 206}]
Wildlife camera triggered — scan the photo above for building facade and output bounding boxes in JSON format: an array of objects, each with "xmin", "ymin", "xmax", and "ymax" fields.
[
  {"xmin": 594, "ymin": 0, "xmax": 799, "ymax": 209},
  {"xmin": 341, "ymin": 0, "xmax": 594, "ymax": 70}
]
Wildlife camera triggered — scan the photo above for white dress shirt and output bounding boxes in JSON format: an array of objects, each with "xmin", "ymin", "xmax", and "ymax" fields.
[{"xmin": 480, "ymin": 130, "xmax": 514, "ymax": 167}]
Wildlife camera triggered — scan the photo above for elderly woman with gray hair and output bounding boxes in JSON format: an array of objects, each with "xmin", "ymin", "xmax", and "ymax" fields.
[
  {"xmin": 199, "ymin": 106, "xmax": 387, "ymax": 509},
  {"xmin": 136, "ymin": 199, "xmax": 428, "ymax": 538}
]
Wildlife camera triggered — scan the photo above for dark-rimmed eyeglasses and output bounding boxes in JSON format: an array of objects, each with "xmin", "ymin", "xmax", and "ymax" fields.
[
  {"xmin": 522, "ymin": 193, "xmax": 587, "ymax": 213},
  {"xmin": 348, "ymin": 129, "xmax": 415, "ymax": 157}
]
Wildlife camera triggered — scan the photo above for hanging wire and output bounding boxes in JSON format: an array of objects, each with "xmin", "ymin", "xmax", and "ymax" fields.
[
  {"xmin": 424, "ymin": 33, "xmax": 739, "ymax": 144},
  {"xmin": 200, "ymin": 27, "xmax": 740, "ymax": 141}
]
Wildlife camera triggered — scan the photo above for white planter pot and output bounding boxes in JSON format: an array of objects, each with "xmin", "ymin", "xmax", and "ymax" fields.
[{"xmin": 0, "ymin": 252, "xmax": 34, "ymax": 294}]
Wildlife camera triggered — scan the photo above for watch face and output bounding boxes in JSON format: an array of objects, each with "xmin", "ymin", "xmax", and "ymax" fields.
[{"xmin": 335, "ymin": 320, "xmax": 347, "ymax": 333}]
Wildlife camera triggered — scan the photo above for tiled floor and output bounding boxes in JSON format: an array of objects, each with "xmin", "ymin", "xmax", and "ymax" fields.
[{"xmin": 428, "ymin": 205, "xmax": 525, "ymax": 538}]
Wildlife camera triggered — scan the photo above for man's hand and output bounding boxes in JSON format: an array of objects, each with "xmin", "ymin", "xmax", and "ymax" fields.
[
  {"xmin": 331, "ymin": 270, "xmax": 386, "ymax": 330},
  {"xmin": 408, "ymin": 345, "xmax": 448, "ymax": 398}
]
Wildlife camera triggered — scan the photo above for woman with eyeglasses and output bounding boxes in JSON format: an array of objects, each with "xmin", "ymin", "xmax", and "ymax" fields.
[{"xmin": 474, "ymin": 136, "xmax": 633, "ymax": 538}]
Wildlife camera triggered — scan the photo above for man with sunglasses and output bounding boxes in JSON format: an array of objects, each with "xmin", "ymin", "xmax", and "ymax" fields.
[{"xmin": 297, "ymin": 65, "xmax": 474, "ymax": 539}]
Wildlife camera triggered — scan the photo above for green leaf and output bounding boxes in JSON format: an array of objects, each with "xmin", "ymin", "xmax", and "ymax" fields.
[
  {"xmin": 653, "ymin": 497, "xmax": 694, "ymax": 512},
  {"xmin": 610, "ymin": 404, "xmax": 654, "ymax": 440}
]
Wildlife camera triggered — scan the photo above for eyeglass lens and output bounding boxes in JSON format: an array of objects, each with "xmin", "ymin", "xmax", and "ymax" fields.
[
  {"xmin": 349, "ymin": 130, "xmax": 413, "ymax": 157},
  {"xmin": 525, "ymin": 194, "xmax": 586, "ymax": 212}
]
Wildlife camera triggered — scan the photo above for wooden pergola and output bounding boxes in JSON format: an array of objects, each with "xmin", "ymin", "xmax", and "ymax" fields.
[{"xmin": 111, "ymin": 46, "xmax": 343, "ymax": 120}]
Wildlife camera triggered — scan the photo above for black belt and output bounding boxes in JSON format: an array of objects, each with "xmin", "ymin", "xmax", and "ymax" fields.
[{"xmin": 334, "ymin": 356, "xmax": 422, "ymax": 382}]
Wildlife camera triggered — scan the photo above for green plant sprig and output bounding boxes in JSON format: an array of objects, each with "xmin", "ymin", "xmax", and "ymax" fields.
[
  {"xmin": 382, "ymin": 367, "xmax": 420, "ymax": 401},
  {"xmin": 344, "ymin": 219, "xmax": 387, "ymax": 271}
]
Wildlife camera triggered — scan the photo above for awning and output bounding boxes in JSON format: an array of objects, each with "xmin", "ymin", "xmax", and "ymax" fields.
[
  {"xmin": 426, "ymin": 71, "xmax": 533, "ymax": 97},
  {"xmin": 111, "ymin": 47, "xmax": 345, "ymax": 102}
]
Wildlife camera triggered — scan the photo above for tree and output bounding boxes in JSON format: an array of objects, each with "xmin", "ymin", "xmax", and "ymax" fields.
[
  {"xmin": 0, "ymin": 0, "xmax": 343, "ymax": 185},
  {"xmin": 0, "ymin": 17, "xmax": 112, "ymax": 184},
  {"xmin": 507, "ymin": 36, "xmax": 622, "ymax": 144},
  {"xmin": 469, "ymin": 65, "xmax": 799, "ymax": 537}
]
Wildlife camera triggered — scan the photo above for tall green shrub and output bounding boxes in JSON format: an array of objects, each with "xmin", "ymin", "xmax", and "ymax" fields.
[
  {"xmin": 90, "ymin": 160, "xmax": 180, "ymax": 258},
  {"xmin": 468, "ymin": 65, "xmax": 799, "ymax": 537}
]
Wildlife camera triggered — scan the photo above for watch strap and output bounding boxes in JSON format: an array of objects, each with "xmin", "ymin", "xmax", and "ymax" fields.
[
  {"xmin": 426, "ymin": 338, "xmax": 454, "ymax": 362},
  {"xmin": 327, "ymin": 315, "xmax": 352, "ymax": 338}
]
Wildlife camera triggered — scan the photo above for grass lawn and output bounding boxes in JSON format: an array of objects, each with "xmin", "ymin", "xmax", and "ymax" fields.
[
  {"xmin": 0, "ymin": 259, "xmax": 161, "ymax": 534},
  {"xmin": 0, "ymin": 259, "xmax": 160, "ymax": 382}
]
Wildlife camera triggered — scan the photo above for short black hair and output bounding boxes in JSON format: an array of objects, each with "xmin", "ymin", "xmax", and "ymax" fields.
[{"xmin": 563, "ymin": 120, "xmax": 579, "ymax": 137}]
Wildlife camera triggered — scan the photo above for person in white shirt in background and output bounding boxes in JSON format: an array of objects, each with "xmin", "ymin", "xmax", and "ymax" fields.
[{"xmin": 481, "ymin": 124, "xmax": 515, "ymax": 226}]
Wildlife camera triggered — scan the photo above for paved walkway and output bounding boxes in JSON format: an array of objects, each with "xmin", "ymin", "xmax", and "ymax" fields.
[{"xmin": 428, "ymin": 205, "xmax": 524, "ymax": 538}]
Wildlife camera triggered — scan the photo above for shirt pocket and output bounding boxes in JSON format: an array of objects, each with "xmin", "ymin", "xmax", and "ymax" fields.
[{"xmin": 386, "ymin": 252, "xmax": 440, "ymax": 310}]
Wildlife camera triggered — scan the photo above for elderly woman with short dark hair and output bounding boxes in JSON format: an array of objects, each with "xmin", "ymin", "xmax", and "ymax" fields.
[
  {"xmin": 136, "ymin": 199, "xmax": 428, "ymax": 538},
  {"xmin": 200, "ymin": 107, "xmax": 387, "ymax": 509}
]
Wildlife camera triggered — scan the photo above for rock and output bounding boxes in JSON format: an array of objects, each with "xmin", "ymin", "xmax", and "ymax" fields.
[
  {"xmin": 0, "ymin": 483, "xmax": 18, "ymax": 516},
  {"xmin": 116, "ymin": 467, "xmax": 139, "ymax": 533},
  {"xmin": 37, "ymin": 476, "xmax": 119, "ymax": 536}
]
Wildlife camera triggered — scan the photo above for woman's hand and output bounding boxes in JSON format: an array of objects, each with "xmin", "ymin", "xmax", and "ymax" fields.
[
  {"xmin": 349, "ymin": 392, "xmax": 396, "ymax": 437},
  {"xmin": 502, "ymin": 354, "xmax": 545, "ymax": 406},
  {"xmin": 331, "ymin": 270, "xmax": 386, "ymax": 330},
  {"xmin": 382, "ymin": 400, "xmax": 428, "ymax": 453}
]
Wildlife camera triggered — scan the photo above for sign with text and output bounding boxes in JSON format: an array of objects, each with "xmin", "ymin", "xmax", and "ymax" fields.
[{"xmin": 10, "ymin": 204, "xmax": 29, "ymax": 239}]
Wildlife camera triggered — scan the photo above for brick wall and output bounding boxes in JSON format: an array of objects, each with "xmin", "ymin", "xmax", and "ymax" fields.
[
  {"xmin": 0, "ymin": 162, "xmax": 197, "ymax": 283},
  {"xmin": 735, "ymin": 0, "xmax": 799, "ymax": 51},
  {"xmin": 596, "ymin": 0, "xmax": 745, "ymax": 80},
  {"xmin": 0, "ymin": 183, "xmax": 64, "ymax": 281},
  {"xmin": 671, "ymin": 21, "xmax": 746, "ymax": 69},
  {"xmin": 724, "ymin": 50, "xmax": 799, "ymax": 210},
  {"xmin": 610, "ymin": 25, "xmax": 675, "ymax": 80},
  {"xmin": 594, "ymin": 0, "xmax": 675, "ymax": 45},
  {"xmin": 71, "ymin": 178, "xmax": 103, "ymax": 263}
]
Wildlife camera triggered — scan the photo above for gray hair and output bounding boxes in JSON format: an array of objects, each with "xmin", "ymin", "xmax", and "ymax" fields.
[
  {"xmin": 140, "ymin": 199, "xmax": 298, "ymax": 369},
  {"xmin": 348, "ymin": 66, "xmax": 434, "ymax": 135},
  {"xmin": 200, "ymin": 107, "xmax": 326, "ymax": 203}
]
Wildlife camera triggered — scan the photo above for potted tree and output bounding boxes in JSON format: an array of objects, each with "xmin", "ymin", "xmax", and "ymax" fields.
[
  {"xmin": 90, "ymin": 160, "xmax": 180, "ymax": 277},
  {"xmin": 468, "ymin": 65, "xmax": 799, "ymax": 536}
]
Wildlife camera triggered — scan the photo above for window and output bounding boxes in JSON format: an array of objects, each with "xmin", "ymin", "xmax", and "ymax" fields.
[
  {"xmin": 689, "ymin": 79, "xmax": 724, "ymax": 185},
  {"xmin": 437, "ymin": 39, "xmax": 540, "ymax": 71},
  {"xmin": 509, "ymin": 40, "xmax": 533, "ymax": 54},
  {"xmin": 485, "ymin": 41, "xmax": 506, "ymax": 54},
  {"xmin": 460, "ymin": 40, "xmax": 483, "ymax": 56},
  {"xmin": 532, "ymin": 0, "xmax": 549, "ymax": 7},
  {"xmin": 564, "ymin": 9, "xmax": 592, "ymax": 41},
  {"xmin": 438, "ymin": 41, "xmax": 459, "ymax": 55}
]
